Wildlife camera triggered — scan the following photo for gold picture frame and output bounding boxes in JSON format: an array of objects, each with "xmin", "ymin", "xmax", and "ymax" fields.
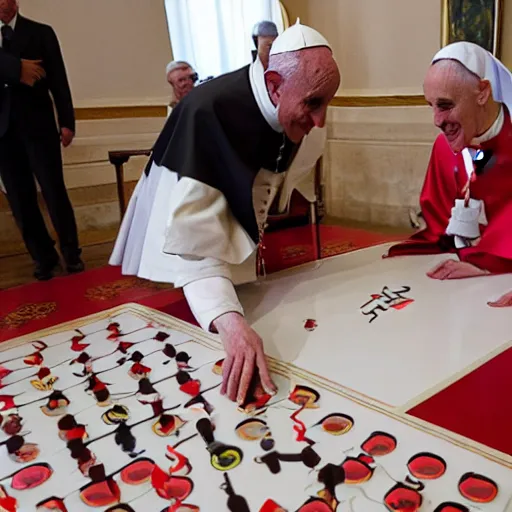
[
  {"xmin": 441, "ymin": 0, "xmax": 503, "ymax": 57},
  {"xmin": 279, "ymin": 1, "xmax": 290, "ymax": 29}
]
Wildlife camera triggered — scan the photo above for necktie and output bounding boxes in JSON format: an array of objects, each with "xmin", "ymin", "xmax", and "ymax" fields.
[{"xmin": 1, "ymin": 24, "xmax": 14, "ymax": 52}]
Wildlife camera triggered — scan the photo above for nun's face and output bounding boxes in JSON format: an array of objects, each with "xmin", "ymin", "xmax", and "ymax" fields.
[
  {"xmin": 266, "ymin": 47, "xmax": 340, "ymax": 143},
  {"xmin": 423, "ymin": 60, "xmax": 490, "ymax": 153}
]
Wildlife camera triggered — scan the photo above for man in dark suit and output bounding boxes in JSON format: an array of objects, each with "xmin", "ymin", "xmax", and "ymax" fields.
[
  {"xmin": 251, "ymin": 20, "xmax": 278, "ymax": 70},
  {"xmin": 0, "ymin": 0, "xmax": 83, "ymax": 280}
]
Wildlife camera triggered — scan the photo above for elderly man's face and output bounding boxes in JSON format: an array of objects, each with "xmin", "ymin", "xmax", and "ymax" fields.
[
  {"xmin": 0, "ymin": 0, "xmax": 17, "ymax": 23},
  {"xmin": 257, "ymin": 35, "xmax": 276, "ymax": 70},
  {"xmin": 267, "ymin": 47, "xmax": 340, "ymax": 143},
  {"xmin": 168, "ymin": 67, "xmax": 195, "ymax": 101},
  {"xmin": 424, "ymin": 61, "xmax": 490, "ymax": 153}
]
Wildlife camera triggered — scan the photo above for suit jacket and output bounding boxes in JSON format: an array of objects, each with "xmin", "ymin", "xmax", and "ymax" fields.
[{"xmin": 0, "ymin": 15, "xmax": 74, "ymax": 139}]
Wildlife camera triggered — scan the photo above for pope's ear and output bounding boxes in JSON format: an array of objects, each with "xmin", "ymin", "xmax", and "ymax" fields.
[
  {"xmin": 477, "ymin": 79, "xmax": 492, "ymax": 105},
  {"xmin": 265, "ymin": 70, "xmax": 283, "ymax": 103}
]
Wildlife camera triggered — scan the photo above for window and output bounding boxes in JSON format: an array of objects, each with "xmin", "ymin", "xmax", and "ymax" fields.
[{"xmin": 164, "ymin": 0, "xmax": 286, "ymax": 80}]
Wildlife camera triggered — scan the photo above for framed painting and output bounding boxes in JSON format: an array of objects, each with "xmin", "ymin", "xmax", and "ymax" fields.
[{"xmin": 441, "ymin": 0, "xmax": 503, "ymax": 57}]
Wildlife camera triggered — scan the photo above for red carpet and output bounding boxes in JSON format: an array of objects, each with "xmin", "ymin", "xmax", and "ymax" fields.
[
  {"xmin": 0, "ymin": 265, "xmax": 186, "ymax": 343},
  {"xmin": 0, "ymin": 224, "xmax": 401, "ymax": 342},
  {"xmin": 408, "ymin": 347, "xmax": 512, "ymax": 456},
  {"xmin": 262, "ymin": 224, "xmax": 403, "ymax": 272}
]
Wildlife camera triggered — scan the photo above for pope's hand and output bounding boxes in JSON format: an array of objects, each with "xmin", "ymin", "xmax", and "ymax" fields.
[
  {"xmin": 488, "ymin": 290, "xmax": 512, "ymax": 308},
  {"xmin": 427, "ymin": 259, "xmax": 489, "ymax": 280},
  {"xmin": 213, "ymin": 312, "xmax": 277, "ymax": 404}
]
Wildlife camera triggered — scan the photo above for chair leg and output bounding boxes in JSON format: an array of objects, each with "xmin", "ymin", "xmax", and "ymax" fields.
[
  {"xmin": 310, "ymin": 202, "xmax": 321, "ymax": 261},
  {"xmin": 115, "ymin": 164, "xmax": 126, "ymax": 218}
]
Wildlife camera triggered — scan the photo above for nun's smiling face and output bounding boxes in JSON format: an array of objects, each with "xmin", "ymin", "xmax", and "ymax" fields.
[
  {"xmin": 423, "ymin": 59, "xmax": 492, "ymax": 153},
  {"xmin": 265, "ymin": 47, "xmax": 340, "ymax": 143}
]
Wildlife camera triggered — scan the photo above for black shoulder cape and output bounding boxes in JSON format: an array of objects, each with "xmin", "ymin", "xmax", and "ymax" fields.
[{"xmin": 148, "ymin": 65, "xmax": 298, "ymax": 244}]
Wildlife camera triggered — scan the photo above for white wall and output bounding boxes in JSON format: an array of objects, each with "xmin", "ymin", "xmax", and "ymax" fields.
[
  {"xmin": 282, "ymin": 0, "xmax": 441, "ymax": 95},
  {"xmin": 324, "ymin": 106, "xmax": 438, "ymax": 227},
  {"xmin": 19, "ymin": 0, "xmax": 173, "ymax": 107}
]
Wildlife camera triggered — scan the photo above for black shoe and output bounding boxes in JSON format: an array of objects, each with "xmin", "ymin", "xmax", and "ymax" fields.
[
  {"xmin": 34, "ymin": 260, "xmax": 60, "ymax": 281},
  {"xmin": 65, "ymin": 256, "xmax": 85, "ymax": 274}
]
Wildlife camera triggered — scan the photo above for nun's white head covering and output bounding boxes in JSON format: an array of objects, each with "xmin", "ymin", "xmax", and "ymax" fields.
[
  {"xmin": 432, "ymin": 41, "xmax": 512, "ymax": 113},
  {"xmin": 269, "ymin": 18, "xmax": 331, "ymax": 56}
]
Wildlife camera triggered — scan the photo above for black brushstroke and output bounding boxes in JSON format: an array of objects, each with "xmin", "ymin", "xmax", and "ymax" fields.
[
  {"xmin": 154, "ymin": 331, "xmax": 170, "ymax": 342},
  {"xmin": 196, "ymin": 418, "xmax": 243, "ymax": 470},
  {"xmin": 5, "ymin": 435, "xmax": 24, "ymax": 454},
  {"xmin": 163, "ymin": 343, "xmax": 176, "ymax": 358},
  {"xmin": 256, "ymin": 446, "xmax": 321, "ymax": 474},
  {"xmin": 220, "ymin": 473, "xmax": 250, "ymax": 512},
  {"xmin": 114, "ymin": 422, "xmax": 145, "ymax": 458},
  {"xmin": 176, "ymin": 351, "xmax": 191, "ymax": 366}
]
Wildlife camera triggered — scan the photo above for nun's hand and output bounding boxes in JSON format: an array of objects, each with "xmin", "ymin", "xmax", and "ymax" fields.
[
  {"xmin": 488, "ymin": 290, "xmax": 512, "ymax": 308},
  {"xmin": 427, "ymin": 259, "xmax": 489, "ymax": 280},
  {"xmin": 213, "ymin": 312, "xmax": 277, "ymax": 404}
]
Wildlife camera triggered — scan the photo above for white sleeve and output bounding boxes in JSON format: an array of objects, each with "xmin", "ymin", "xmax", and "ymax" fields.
[{"xmin": 183, "ymin": 276, "xmax": 244, "ymax": 332}]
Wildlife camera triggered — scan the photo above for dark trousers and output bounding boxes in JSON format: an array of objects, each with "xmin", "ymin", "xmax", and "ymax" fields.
[{"xmin": 0, "ymin": 126, "xmax": 81, "ymax": 265}]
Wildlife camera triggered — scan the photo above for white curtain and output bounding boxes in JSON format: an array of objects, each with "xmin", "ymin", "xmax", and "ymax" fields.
[{"xmin": 164, "ymin": 0, "xmax": 284, "ymax": 80}]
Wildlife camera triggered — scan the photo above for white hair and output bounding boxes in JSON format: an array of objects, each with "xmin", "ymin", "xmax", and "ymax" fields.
[
  {"xmin": 267, "ymin": 51, "xmax": 301, "ymax": 81},
  {"xmin": 166, "ymin": 60, "xmax": 193, "ymax": 77}
]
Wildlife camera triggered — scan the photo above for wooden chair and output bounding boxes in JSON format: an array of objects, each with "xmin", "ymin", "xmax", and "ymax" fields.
[
  {"xmin": 108, "ymin": 149, "xmax": 152, "ymax": 217},
  {"xmin": 266, "ymin": 157, "xmax": 324, "ymax": 260}
]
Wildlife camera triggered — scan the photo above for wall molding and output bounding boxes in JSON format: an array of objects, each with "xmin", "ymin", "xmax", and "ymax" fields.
[
  {"xmin": 72, "ymin": 95, "xmax": 427, "ymax": 120},
  {"xmin": 75, "ymin": 105, "xmax": 167, "ymax": 120},
  {"xmin": 330, "ymin": 95, "xmax": 427, "ymax": 107}
]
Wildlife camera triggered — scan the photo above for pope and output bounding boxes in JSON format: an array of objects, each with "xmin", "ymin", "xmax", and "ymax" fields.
[
  {"xmin": 110, "ymin": 21, "xmax": 341, "ymax": 403},
  {"xmin": 387, "ymin": 41, "xmax": 512, "ymax": 287}
]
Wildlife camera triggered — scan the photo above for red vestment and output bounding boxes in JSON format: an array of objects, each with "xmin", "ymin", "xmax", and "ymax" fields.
[{"xmin": 387, "ymin": 111, "xmax": 512, "ymax": 273}]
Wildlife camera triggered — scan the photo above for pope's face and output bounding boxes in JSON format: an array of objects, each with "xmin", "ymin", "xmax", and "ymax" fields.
[
  {"xmin": 267, "ymin": 47, "xmax": 340, "ymax": 143},
  {"xmin": 423, "ymin": 61, "xmax": 489, "ymax": 153},
  {"xmin": 0, "ymin": 0, "xmax": 17, "ymax": 23}
]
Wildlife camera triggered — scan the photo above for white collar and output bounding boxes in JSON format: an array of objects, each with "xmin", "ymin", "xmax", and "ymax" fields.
[
  {"xmin": 248, "ymin": 57, "xmax": 282, "ymax": 133},
  {"xmin": 1, "ymin": 12, "xmax": 17, "ymax": 29},
  {"xmin": 471, "ymin": 105, "xmax": 504, "ymax": 145}
]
